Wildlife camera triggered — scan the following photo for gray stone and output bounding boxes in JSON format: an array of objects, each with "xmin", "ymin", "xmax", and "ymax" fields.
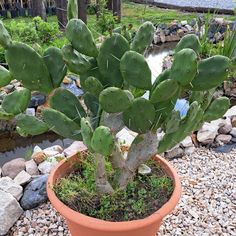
[
  {"xmin": 224, "ymin": 105, "xmax": 236, "ymax": 118},
  {"xmin": 20, "ymin": 174, "xmax": 48, "ymax": 210},
  {"xmin": 218, "ymin": 118, "xmax": 232, "ymax": 134},
  {"xmin": 230, "ymin": 128, "xmax": 236, "ymax": 137},
  {"xmin": 2, "ymin": 158, "xmax": 26, "ymax": 179},
  {"xmin": 14, "ymin": 170, "xmax": 32, "ymax": 186},
  {"xmin": 0, "ymin": 190, "xmax": 23, "ymax": 235},
  {"xmin": 197, "ymin": 122, "xmax": 218, "ymax": 144},
  {"xmin": 165, "ymin": 146, "xmax": 184, "ymax": 159},
  {"xmin": 63, "ymin": 141, "xmax": 87, "ymax": 157},
  {"xmin": 38, "ymin": 157, "xmax": 58, "ymax": 174},
  {"xmin": 43, "ymin": 145, "xmax": 63, "ymax": 157},
  {"xmin": 25, "ymin": 159, "xmax": 39, "ymax": 176},
  {"xmin": 180, "ymin": 136, "xmax": 193, "ymax": 148},
  {"xmin": 215, "ymin": 134, "xmax": 232, "ymax": 144},
  {"xmin": 29, "ymin": 93, "xmax": 46, "ymax": 108},
  {"xmin": 0, "ymin": 177, "xmax": 23, "ymax": 200}
]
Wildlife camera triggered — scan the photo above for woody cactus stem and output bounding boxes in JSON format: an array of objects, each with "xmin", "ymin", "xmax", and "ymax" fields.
[{"xmin": 0, "ymin": 18, "xmax": 232, "ymax": 194}]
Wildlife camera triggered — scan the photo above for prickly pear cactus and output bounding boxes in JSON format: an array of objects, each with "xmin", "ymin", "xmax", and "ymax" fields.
[{"xmin": 0, "ymin": 17, "xmax": 232, "ymax": 192}]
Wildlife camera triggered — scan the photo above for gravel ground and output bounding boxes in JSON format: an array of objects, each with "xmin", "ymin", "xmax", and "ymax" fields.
[
  {"xmin": 154, "ymin": 0, "xmax": 236, "ymax": 10},
  {"xmin": 9, "ymin": 148, "xmax": 236, "ymax": 236}
]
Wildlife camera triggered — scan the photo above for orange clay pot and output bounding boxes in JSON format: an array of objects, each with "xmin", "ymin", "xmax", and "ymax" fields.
[{"xmin": 47, "ymin": 152, "xmax": 181, "ymax": 236}]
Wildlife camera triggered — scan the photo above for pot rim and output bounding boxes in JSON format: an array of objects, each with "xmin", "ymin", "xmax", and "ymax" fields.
[{"xmin": 47, "ymin": 152, "xmax": 181, "ymax": 231}]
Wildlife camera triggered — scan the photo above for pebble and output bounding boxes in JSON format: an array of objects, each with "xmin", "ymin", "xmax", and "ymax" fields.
[{"xmin": 8, "ymin": 148, "xmax": 236, "ymax": 236}]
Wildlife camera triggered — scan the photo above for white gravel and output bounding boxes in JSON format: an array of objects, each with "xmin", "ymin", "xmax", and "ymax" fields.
[{"xmin": 8, "ymin": 148, "xmax": 236, "ymax": 236}]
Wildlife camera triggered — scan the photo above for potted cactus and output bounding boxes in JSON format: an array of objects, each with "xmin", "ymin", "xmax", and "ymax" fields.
[{"xmin": 0, "ymin": 16, "xmax": 232, "ymax": 236}]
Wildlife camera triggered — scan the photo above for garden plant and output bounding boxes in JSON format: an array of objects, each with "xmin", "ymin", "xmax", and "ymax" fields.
[{"xmin": 0, "ymin": 8, "xmax": 233, "ymax": 235}]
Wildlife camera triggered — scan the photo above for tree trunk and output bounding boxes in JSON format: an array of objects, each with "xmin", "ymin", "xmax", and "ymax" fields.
[
  {"xmin": 32, "ymin": 0, "xmax": 47, "ymax": 21},
  {"xmin": 77, "ymin": 0, "xmax": 87, "ymax": 23},
  {"xmin": 55, "ymin": 0, "xmax": 67, "ymax": 30},
  {"xmin": 107, "ymin": 0, "xmax": 112, "ymax": 10},
  {"xmin": 112, "ymin": 0, "xmax": 121, "ymax": 22}
]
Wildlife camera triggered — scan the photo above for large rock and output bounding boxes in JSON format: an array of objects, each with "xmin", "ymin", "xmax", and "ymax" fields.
[
  {"xmin": 14, "ymin": 170, "xmax": 32, "ymax": 186},
  {"xmin": 32, "ymin": 151, "xmax": 46, "ymax": 164},
  {"xmin": 20, "ymin": 174, "xmax": 48, "ymax": 210},
  {"xmin": 63, "ymin": 141, "xmax": 87, "ymax": 157},
  {"xmin": 25, "ymin": 159, "xmax": 39, "ymax": 176},
  {"xmin": 224, "ymin": 106, "xmax": 236, "ymax": 118},
  {"xmin": 0, "ymin": 190, "xmax": 23, "ymax": 235},
  {"xmin": 0, "ymin": 177, "xmax": 23, "ymax": 200},
  {"xmin": 218, "ymin": 118, "xmax": 232, "ymax": 134},
  {"xmin": 230, "ymin": 128, "xmax": 236, "ymax": 137},
  {"xmin": 180, "ymin": 136, "xmax": 193, "ymax": 148},
  {"xmin": 197, "ymin": 122, "xmax": 218, "ymax": 144},
  {"xmin": 38, "ymin": 157, "xmax": 58, "ymax": 174},
  {"xmin": 215, "ymin": 134, "xmax": 232, "ymax": 144},
  {"xmin": 2, "ymin": 158, "xmax": 25, "ymax": 179},
  {"xmin": 165, "ymin": 145, "xmax": 184, "ymax": 159},
  {"xmin": 43, "ymin": 145, "xmax": 64, "ymax": 158}
]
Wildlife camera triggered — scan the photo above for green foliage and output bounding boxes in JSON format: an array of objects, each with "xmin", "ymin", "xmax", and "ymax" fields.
[
  {"xmin": 91, "ymin": 126, "xmax": 115, "ymax": 156},
  {"xmin": 0, "ymin": 66, "xmax": 12, "ymax": 87},
  {"xmin": 16, "ymin": 114, "xmax": 49, "ymax": 136},
  {"xmin": 2, "ymin": 88, "xmax": 31, "ymax": 115},
  {"xmin": 67, "ymin": 0, "xmax": 78, "ymax": 20}
]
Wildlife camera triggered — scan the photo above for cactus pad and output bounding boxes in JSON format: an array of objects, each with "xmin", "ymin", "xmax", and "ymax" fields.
[
  {"xmin": 84, "ymin": 76, "xmax": 103, "ymax": 98},
  {"xmin": 0, "ymin": 65, "xmax": 12, "ymax": 87},
  {"xmin": 84, "ymin": 92, "xmax": 99, "ymax": 116},
  {"xmin": 191, "ymin": 56, "xmax": 230, "ymax": 91},
  {"xmin": 0, "ymin": 21, "xmax": 12, "ymax": 48},
  {"xmin": 62, "ymin": 45, "xmax": 91, "ymax": 74},
  {"xmin": 43, "ymin": 108, "xmax": 81, "ymax": 140},
  {"xmin": 5, "ymin": 42, "xmax": 53, "ymax": 94},
  {"xmin": 99, "ymin": 87, "xmax": 133, "ymax": 113},
  {"xmin": 81, "ymin": 117, "xmax": 94, "ymax": 151},
  {"xmin": 97, "ymin": 33, "xmax": 130, "ymax": 87},
  {"xmin": 123, "ymin": 98, "xmax": 156, "ymax": 133},
  {"xmin": 43, "ymin": 47, "xmax": 67, "ymax": 88},
  {"xmin": 131, "ymin": 21, "xmax": 155, "ymax": 54},
  {"xmin": 66, "ymin": 19, "xmax": 98, "ymax": 57},
  {"xmin": 150, "ymin": 79, "xmax": 179, "ymax": 103},
  {"xmin": 67, "ymin": 0, "xmax": 78, "ymax": 20},
  {"xmin": 16, "ymin": 114, "xmax": 49, "ymax": 136},
  {"xmin": 203, "ymin": 97, "xmax": 230, "ymax": 122},
  {"xmin": 175, "ymin": 34, "xmax": 201, "ymax": 53},
  {"xmin": 2, "ymin": 88, "xmax": 31, "ymax": 115},
  {"xmin": 170, "ymin": 48, "xmax": 197, "ymax": 86},
  {"xmin": 91, "ymin": 126, "xmax": 115, "ymax": 156},
  {"xmin": 120, "ymin": 51, "xmax": 152, "ymax": 90},
  {"xmin": 49, "ymin": 88, "xmax": 86, "ymax": 125}
]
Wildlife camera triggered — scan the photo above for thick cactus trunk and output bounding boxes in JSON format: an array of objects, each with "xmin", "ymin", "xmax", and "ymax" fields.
[
  {"xmin": 118, "ymin": 131, "xmax": 159, "ymax": 189},
  {"xmin": 94, "ymin": 153, "xmax": 114, "ymax": 194},
  {"xmin": 78, "ymin": 0, "xmax": 87, "ymax": 24}
]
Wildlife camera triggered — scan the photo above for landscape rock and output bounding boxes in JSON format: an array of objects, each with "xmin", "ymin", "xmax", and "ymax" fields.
[
  {"xmin": 197, "ymin": 122, "xmax": 218, "ymax": 144},
  {"xmin": 0, "ymin": 190, "xmax": 23, "ymax": 235},
  {"xmin": 215, "ymin": 134, "xmax": 232, "ymax": 144},
  {"xmin": 224, "ymin": 105, "xmax": 236, "ymax": 118},
  {"xmin": 25, "ymin": 159, "xmax": 39, "ymax": 176},
  {"xmin": 14, "ymin": 170, "xmax": 32, "ymax": 186},
  {"xmin": 38, "ymin": 157, "xmax": 58, "ymax": 174},
  {"xmin": 218, "ymin": 118, "xmax": 232, "ymax": 134},
  {"xmin": 32, "ymin": 151, "xmax": 46, "ymax": 164},
  {"xmin": 231, "ymin": 117, "xmax": 236, "ymax": 127},
  {"xmin": 116, "ymin": 128, "xmax": 137, "ymax": 146},
  {"xmin": 165, "ymin": 145, "xmax": 184, "ymax": 159},
  {"xmin": 63, "ymin": 141, "xmax": 87, "ymax": 157},
  {"xmin": 2, "ymin": 158, "xmax": 26, "ymax": 179},
  {"xmin": 20, "ymin": 175, "xmax": 48, "ymax": 210},
  {"xmin": 25, "ymin": 108, "xmax": 36, "ymax": 116},
  {"xmin": 29, "ymin": 93, "xmax": 46, "ymax": 108},
  {"xmin": 43, "ymin": 145, "xmax": 64, "ymax": 159},
  {"xmin": 0, "ymin": 177, "xmax": 23, "ymax": 200},
  {"xmin": 230, "ymin": 127, "xmax": 236, "ymax": 137},
  {"xmin": 180, "ymin": 136, "xmax": 193, "ymax": 148}
]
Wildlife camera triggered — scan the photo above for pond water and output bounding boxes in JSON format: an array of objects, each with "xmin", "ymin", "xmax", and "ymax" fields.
[{"xmin": 0, "ymin": 44, "xmax": 175, "ymax": 166}]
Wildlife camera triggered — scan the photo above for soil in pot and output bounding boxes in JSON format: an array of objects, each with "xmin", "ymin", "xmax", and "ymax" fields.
[{"xmin": 54, "ymin": 155, "xmax": 174, "ymax": 222}]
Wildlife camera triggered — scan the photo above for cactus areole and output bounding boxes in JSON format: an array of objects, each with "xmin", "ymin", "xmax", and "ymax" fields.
[{"xmin": 0, "ymin": 18, "xmax": 232, "ymax": 230}]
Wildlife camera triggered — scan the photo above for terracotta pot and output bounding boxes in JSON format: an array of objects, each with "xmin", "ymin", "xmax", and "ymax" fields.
[{"xmin": 47, "ymin": 153, "xmax": 181, "ymax": 236}]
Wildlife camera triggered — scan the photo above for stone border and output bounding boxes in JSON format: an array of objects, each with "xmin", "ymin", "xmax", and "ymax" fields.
[{"xmin": 132, "ymin": 0, "xmax": 235, "ymax": 15}]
